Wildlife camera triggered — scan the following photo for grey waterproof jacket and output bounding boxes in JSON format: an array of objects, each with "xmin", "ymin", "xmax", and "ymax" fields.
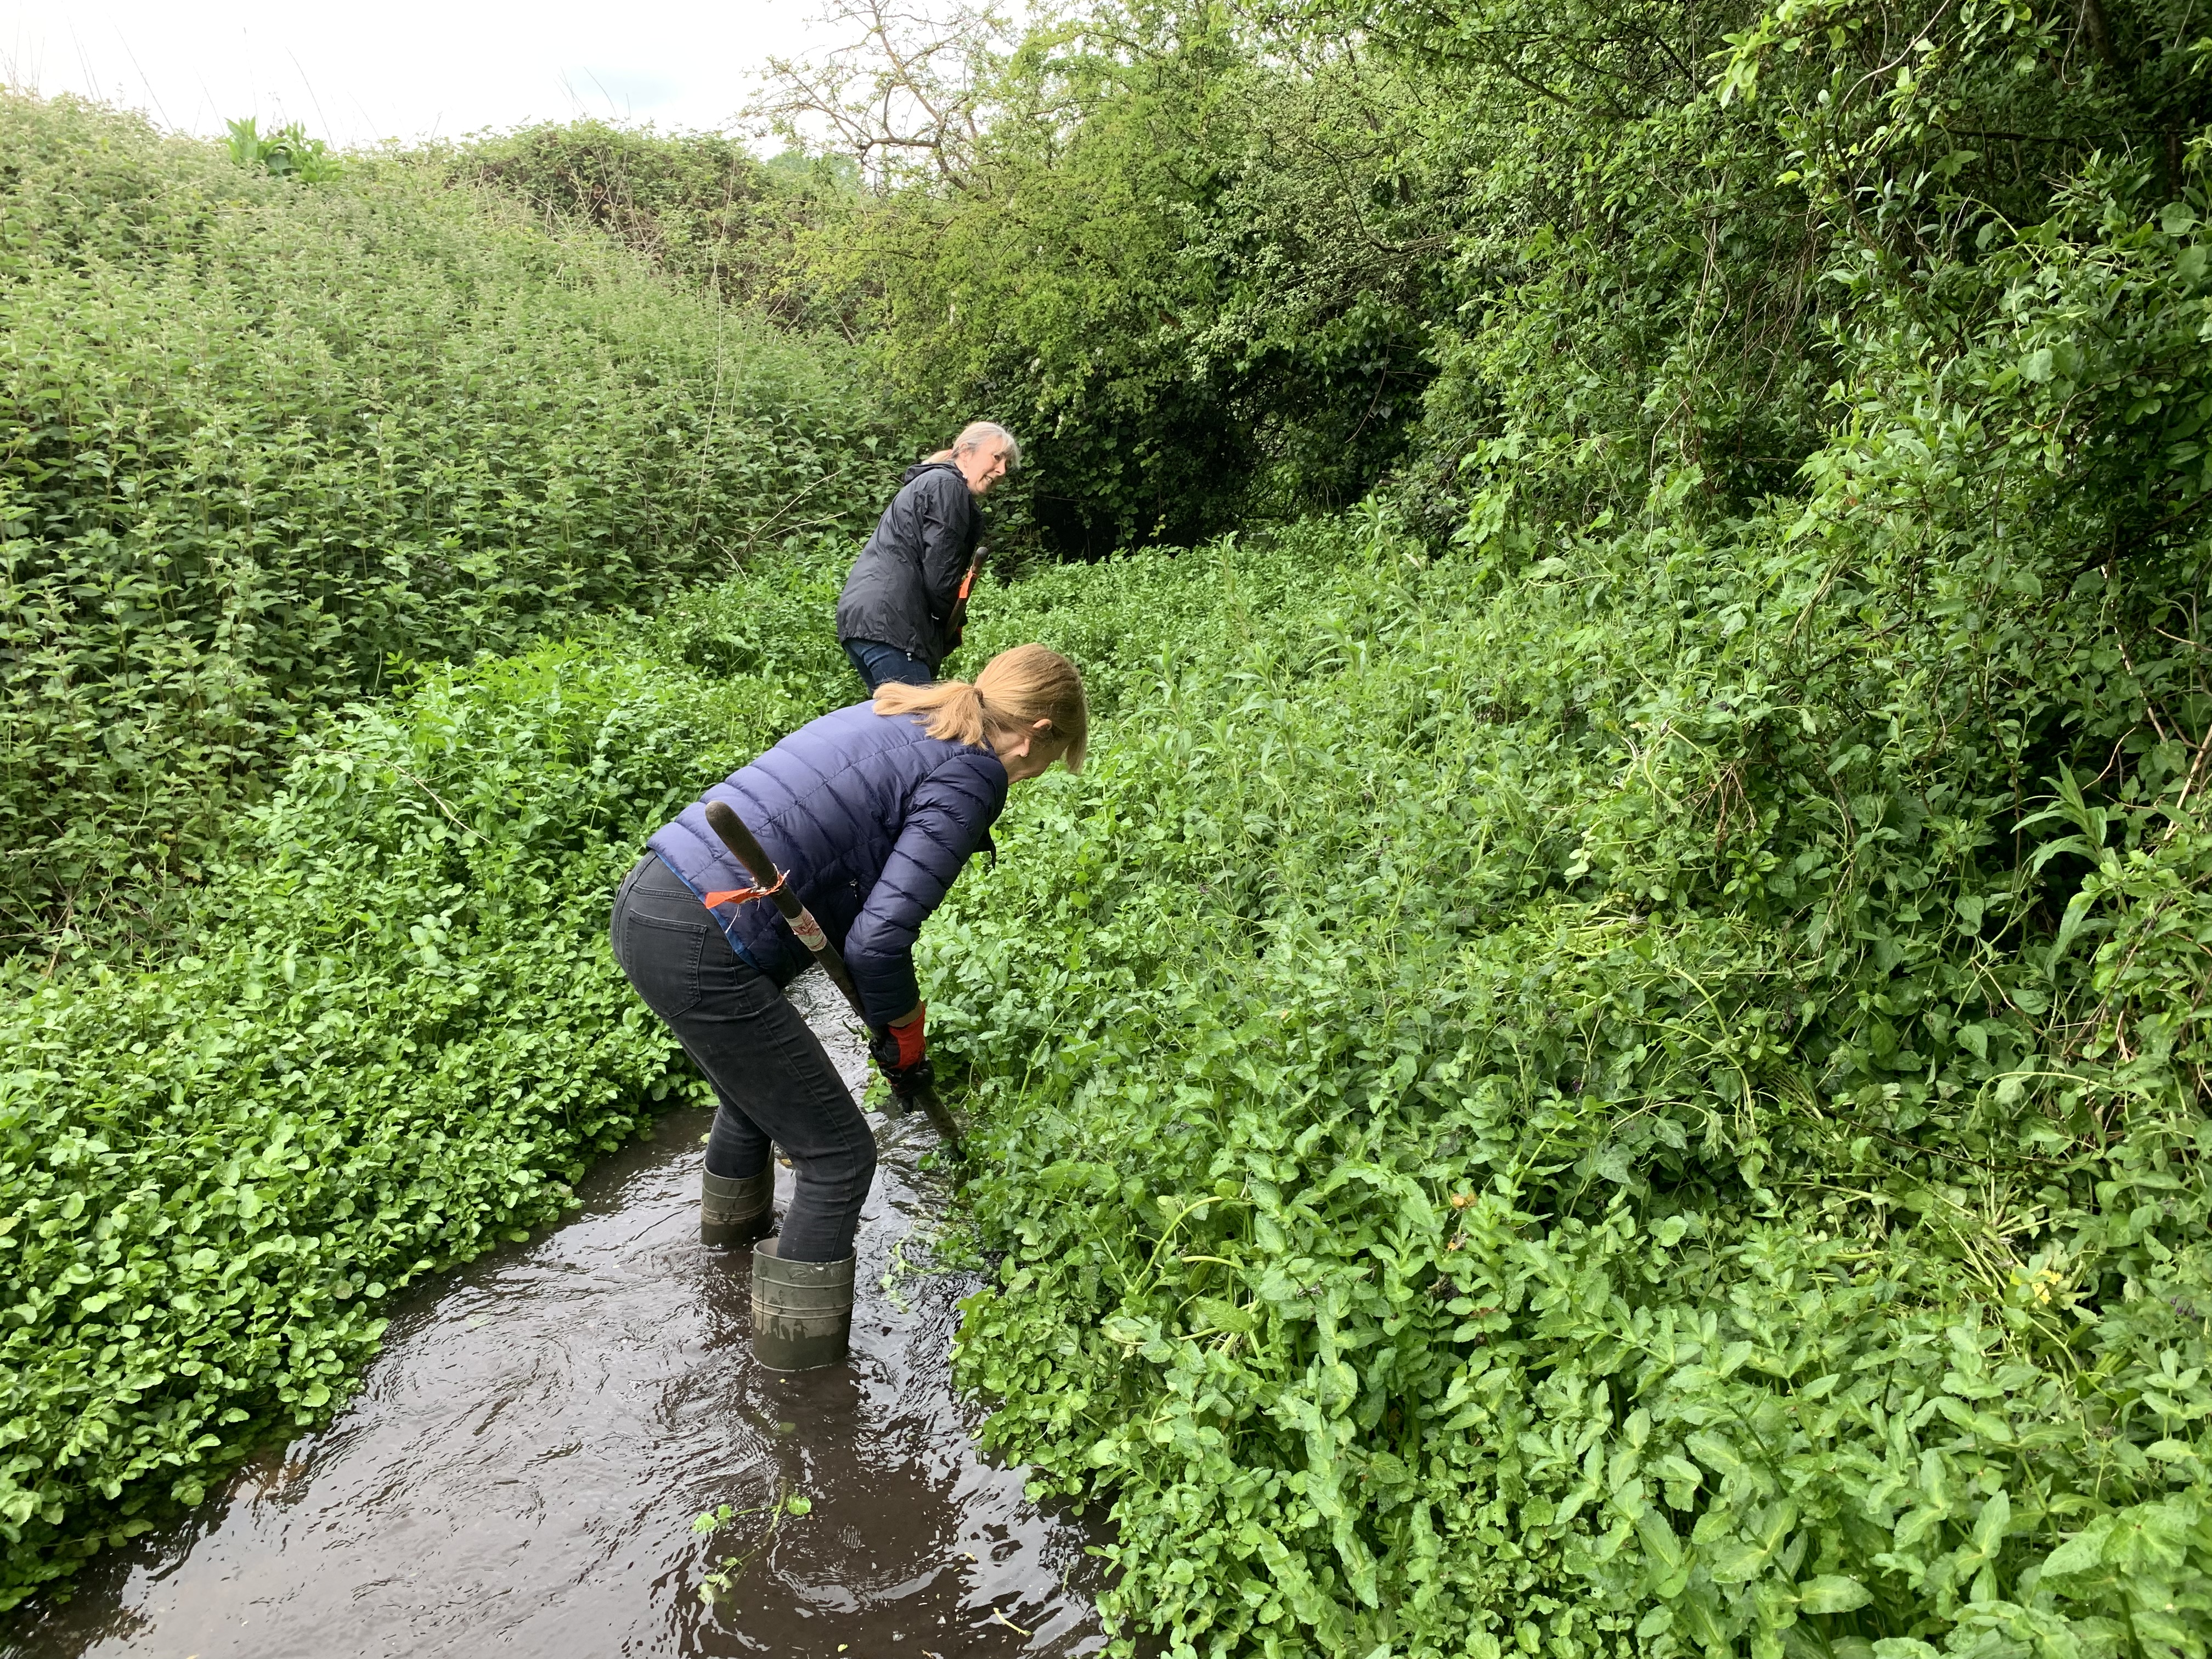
[{"xmin": 834, "ymin": 460, "xmax": 979, "ymax": 671}]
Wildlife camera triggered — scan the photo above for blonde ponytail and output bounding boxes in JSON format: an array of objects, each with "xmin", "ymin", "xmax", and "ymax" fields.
[
  {"xmin": 877, "ymin": 679, "xmax": 988, "ymax": 748},
  {"xmin": 874, "ymin": 644, "xmax": 1088, "ymax": 773}
]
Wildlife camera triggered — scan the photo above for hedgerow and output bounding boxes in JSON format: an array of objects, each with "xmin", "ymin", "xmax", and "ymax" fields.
[{"xmin": 0, "ymin": 91, "xmax": 892, "ymax": 947}]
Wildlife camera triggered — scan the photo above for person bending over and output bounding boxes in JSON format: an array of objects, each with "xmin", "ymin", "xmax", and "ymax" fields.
[
  {"xmin": 837, "ymin": 421, "xmax": 1017, "ymax": 692},
  {"xmin": 608, "ymin": 644, "xmax": 1086, "ymax": 1368}
]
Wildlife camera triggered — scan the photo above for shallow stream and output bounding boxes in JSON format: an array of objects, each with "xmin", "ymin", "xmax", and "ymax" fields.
[{"xmin": 7, "ymin": 977, "xmax": 1108, "ymax": 1658}]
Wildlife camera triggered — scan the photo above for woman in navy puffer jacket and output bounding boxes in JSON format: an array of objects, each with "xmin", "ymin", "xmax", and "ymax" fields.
[{"xmin": 610, "ymin": 646, "xmax": 1086, "ymax": 1325}]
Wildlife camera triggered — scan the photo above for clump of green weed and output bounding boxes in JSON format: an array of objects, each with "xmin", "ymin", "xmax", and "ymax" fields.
[
  {"xmin": 224, "ymin": 116, "xmax": 343, "ymax": 182},
  {"xmin": 934, "ymin": 518, "xmax": 2211, "ymax": 1658}
]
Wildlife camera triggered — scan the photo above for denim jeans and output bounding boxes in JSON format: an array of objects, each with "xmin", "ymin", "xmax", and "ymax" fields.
[
  {"xmin": 841, "ymin": 636, "xmax": 935, "ymax": 693},
  {"xmin": 609, "ymin": 853, "xmax": 877, "ymax": 1262}
]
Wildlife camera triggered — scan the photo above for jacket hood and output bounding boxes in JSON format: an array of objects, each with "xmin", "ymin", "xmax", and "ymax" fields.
[{"xmin": 901, "ymin": 459, "xmax": 963, "ymax": 485}]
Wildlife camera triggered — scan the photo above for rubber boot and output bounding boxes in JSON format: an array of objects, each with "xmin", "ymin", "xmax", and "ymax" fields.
[
  {"xmin": 749, "ymin": 1238, "xmax": 855, "ymax": 1371},
  {"xmin": 701, "ymin": 1168, "xmax": 775, "ymax": 1248}
]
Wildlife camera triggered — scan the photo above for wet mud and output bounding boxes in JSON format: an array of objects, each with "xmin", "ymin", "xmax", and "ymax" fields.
[{"xmin": 6, "ymin": 975, "xmax": 1109, "ymax": 1659}]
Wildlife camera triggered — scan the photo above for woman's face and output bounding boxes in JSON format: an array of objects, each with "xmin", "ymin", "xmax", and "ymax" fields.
[
  {"xmin": 992, "ymin": 720, "xmax": 1062, "ymax": 782},
  {"xmin": 957, "ymin": 442, "xmax": 1012, "ymax": 496}
]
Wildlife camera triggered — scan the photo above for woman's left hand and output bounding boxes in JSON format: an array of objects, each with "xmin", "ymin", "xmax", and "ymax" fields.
[{"xmin": 869, "ymin": 1003, "xmax": 927, "ymax": 1074}]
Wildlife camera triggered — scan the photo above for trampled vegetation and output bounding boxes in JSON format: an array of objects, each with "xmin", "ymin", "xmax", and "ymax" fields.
[{"xmin": 4, "ymin": 0, "xmax": 2212, "ymax": 1647}]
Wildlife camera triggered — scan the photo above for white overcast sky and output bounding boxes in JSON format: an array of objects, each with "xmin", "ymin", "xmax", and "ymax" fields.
[{"xmin": 0, "ymin": 0, "xmax": 836, "ymax": 147}]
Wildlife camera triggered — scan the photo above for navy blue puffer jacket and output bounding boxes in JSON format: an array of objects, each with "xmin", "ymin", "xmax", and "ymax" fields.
[{"xmin": 646, "ymin": 702, "xmax": 1008, "ymax": 1025}]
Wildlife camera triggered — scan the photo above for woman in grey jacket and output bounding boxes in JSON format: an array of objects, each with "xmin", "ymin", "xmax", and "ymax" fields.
[{"xmin": 836, "ymin": 422, "xmax": 1017, "ymax": 690}]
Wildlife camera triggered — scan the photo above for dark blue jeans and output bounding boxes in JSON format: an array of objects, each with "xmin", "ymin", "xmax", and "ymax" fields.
[
  {"xmin": 609, "ymin": 854, "xmax": 876, "ymax": 1262},
  {"xmin": 842, "ymin": 637, "xmax": 934, "ymax": 692}
]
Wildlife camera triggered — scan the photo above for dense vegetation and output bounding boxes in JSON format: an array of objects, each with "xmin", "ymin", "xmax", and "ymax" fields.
[
  {"xmin": 873, "ymin": 0, "xmax": 2212, "ymax": 1651},
  {"xmin": 0, "ymin": 94, "xmax": 891, "ymax": 951},
  {"xmin": 438, "ymin": 119, "xmax": 857, "ymax": 318},
  {"xmin": 0, "ymin": 552, "xmax": 864, "ymax": 1605},
  {"xmin": 5, "ymin": 0, "xmax": 2211, "ymax": 1647},
  {"xmin": 948, "ymin": 525, "xmax": 2212, "ymax": 1658}
]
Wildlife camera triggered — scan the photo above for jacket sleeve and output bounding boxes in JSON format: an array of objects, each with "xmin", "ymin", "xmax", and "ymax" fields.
[
  {"xmin": 916, "ymin": 475, "xmax": 974, "ymax": 630},
  {"xmin": 843, "ymin": 751, "xmax": 1007, "ymax": 1025}
]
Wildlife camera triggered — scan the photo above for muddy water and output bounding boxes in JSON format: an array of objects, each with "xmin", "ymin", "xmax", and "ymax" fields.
[{"xmin": 7, "ymin": 976, "xmax": 1109, "ymax": 1659}]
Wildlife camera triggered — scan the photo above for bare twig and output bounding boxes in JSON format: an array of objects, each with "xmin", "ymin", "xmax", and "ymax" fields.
[
  {"xmin": 744, "ymin": 0, "xmax": 1014, "ymax": 193},
  {"xmin": 319, "ymin": 752, "xmax": 487, "ymax": 844}
]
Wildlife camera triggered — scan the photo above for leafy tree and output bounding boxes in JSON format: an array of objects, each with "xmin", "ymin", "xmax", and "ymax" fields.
[{"xmin": 766, "ymin": 2, "xmax": 1465, "ymax": 554}]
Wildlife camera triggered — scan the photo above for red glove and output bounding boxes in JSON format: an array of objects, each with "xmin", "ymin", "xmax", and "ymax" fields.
[{"xmin": 869, "ymin": 1006, "xmax": 926, "ymax": 1073}]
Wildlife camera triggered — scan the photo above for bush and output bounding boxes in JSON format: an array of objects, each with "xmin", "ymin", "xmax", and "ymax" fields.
[
  {"xmin": 443, "ymin": 120, "xmax": 850, "ymax": 321},
  {"xmin": 0, "ymin": 91, "xmax": 894, "ymax": 948},
  {"xmin": 751, "ymin": 5, "xmax": 1459, "ymax": 558},
  {"xmin": 883, "ymin": 23, "xmax": 2212, "ymax": 1645}
]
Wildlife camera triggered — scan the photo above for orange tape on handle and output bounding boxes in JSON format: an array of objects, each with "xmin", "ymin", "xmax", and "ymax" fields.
[{"xmin": 700, "ymin": 870, "xmax": 785, "ymax": 909}]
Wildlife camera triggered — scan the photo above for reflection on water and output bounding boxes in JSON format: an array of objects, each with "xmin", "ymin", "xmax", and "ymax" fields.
[{"xmin": 5, "ymin": 975, "xmax": 1106, "ymax": 1659}]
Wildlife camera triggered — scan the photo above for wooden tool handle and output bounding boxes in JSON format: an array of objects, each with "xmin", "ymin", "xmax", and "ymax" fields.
[
  {"xmin": 701, "ymin": 800, "xmax": 965, "ymax": 1155},
  {"xmin": 703, "ymin": 801, "xmax": 781, "ymax": 903},
  {"xmin": 947, "ymin": 541, "xmax": 987, "ymax": 640},
  {"xmin": 702, "ymin": 800, "xmax": 864, "ymax": 1009}
]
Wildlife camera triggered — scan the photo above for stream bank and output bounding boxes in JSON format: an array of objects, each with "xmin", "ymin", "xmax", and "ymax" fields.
[{"xmin": 5, "ymin": 976, "xmax": 1108, "ymax": 1658}]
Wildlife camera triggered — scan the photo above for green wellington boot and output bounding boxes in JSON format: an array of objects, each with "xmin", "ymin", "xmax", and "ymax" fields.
[
  {"xmin": 749, "ymin": 1239, "xmax": 855, "ymax": 1371},
  {"xmin": 700, "ymin": 1168, "xmax": 775, "ymax": 1248}
]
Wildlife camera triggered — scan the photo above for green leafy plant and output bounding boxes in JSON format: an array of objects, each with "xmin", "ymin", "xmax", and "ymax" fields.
[
  {"xmin": 692, "ymin": 1487, "xmax": 814, "ymax": 1605},
  {"xmin": 1, "ymin": 91, "xmax": 896, "ymax": 951},
  {"xmin": 936, "ymin": 508, "xmax": 2211, "ymax": 1659},
  {"xmin": 11, "ymin": 0, "xmax": 2212, "ymax": 1646},
  {"xmin": 442, "ymin": 120, "xmax": 856, "ymax": 323},
  {"xmin": 224, "ymin": 116, "xmax": 343, "ymax": 183},
  {"xmin": 0, "ymin": 546, "xmax": 858, "ymax": 1608}
]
